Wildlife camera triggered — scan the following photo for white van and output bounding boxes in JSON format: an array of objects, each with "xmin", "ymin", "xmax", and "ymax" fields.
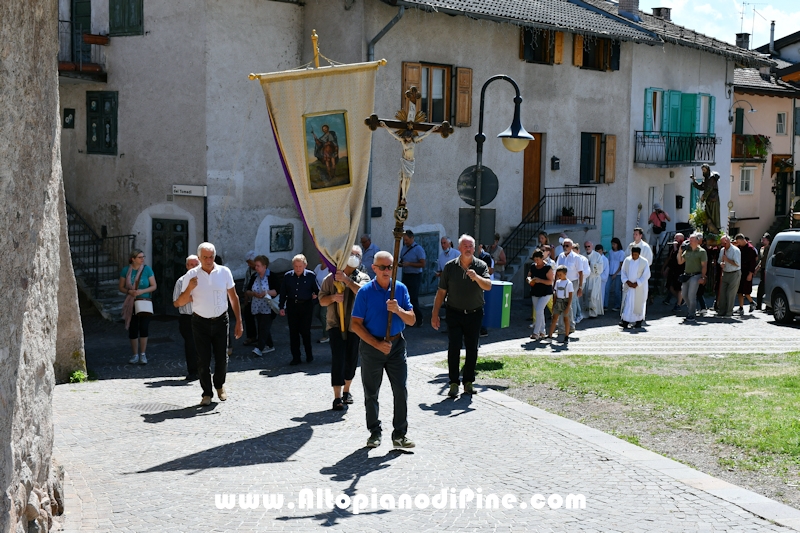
[{"xmin": 764, "ymin": 229, "xmax": 800, "ymax": 323}]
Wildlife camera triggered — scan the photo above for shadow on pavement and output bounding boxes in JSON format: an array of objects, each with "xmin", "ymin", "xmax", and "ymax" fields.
[
  {"xmin": 134, "ymin": 410, "xmax": 344, "ymax": 474},
  {"xmin": 418, "ymin": 395, "xmax": 475, "ymax": 417},
  {"xmin": 141, "ymin": 403, "xmax": 218, "ymax": 423}
]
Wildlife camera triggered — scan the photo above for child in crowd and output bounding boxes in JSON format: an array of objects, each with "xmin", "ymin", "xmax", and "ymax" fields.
[{"xmin": 547, "ymin": 265, "xmax": 574, "ymax": 343}]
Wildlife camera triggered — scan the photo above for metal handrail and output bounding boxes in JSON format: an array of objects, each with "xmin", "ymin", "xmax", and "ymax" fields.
[
  {"xmin": 634, "ymin": 131, "xmax": 716, "ymax": 165},
  {"xmin": 501, "ymin": 197, "xmax": 546, "ymax": 266}
]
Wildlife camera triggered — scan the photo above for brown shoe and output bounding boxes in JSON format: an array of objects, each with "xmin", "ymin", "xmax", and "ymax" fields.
[
  {"xmin": 216, "ymin": 387, "xmax": 227, "ymax": 401},
  {"xmin": 200, "ymin": 396, "xmax": 212, "ymax": 406}
]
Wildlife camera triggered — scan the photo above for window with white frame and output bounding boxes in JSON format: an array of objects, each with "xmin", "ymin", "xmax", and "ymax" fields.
[
  {"xmin": 777, "ymin": 112, "xmax": 787, "ymax": 135},
  {"xmin": 740, "ymin": 167, "xmax": 754, "ymax": 194}
]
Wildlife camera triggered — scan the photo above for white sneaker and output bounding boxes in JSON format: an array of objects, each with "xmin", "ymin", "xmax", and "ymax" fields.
[
  {"xmin": 128, "ymin": 354, "xmax": 139, "ymax": 364},
  {"xmin": 139, "ymin": 353, "xmax": 147, "ymax": 365},
  {"xmin": 263, "ymin": 346, "xmax": 275, "ymax": 354},
  {"xmin": 252, "ymin": 347, "xmax": 263, "ymax": 357}
]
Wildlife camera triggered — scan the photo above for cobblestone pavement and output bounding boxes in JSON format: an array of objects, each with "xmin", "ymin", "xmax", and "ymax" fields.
[{"xmin": 53, "ymin": 299, "xmax": 800, "ymax": 532}]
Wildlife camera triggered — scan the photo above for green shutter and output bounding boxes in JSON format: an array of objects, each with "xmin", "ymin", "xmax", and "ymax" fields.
[
  {"xmin": 667, "ymin": 90, "xmax": 681, "ymax": 132},
  {"xmin": 580, "ymin": 133, "xmax": 593, "ymax": 184},
  {"xmin": 708, "ymin": 96, "xmax": 715, "ymax": 134},
  {"xmin": 86, "ymin": 91, "xmax": 117, "ymax": 155},
  {"xmin": 661, "ymin": 90, "xmax": 670, "ymax": 133},
  {"xmin": 734, "ymin": 108, "xmax": 744, "ymax": 135},
  {"xmin": 643, "ymin": 88, "xmax": 654, "ymax": 133},
  {"xmin": 680, "ymin": 93, "xmax": 697, "ymax": 134},
  {"xmin": 109, "ymin": 0, "xmax": 143, "ymax": 36}
]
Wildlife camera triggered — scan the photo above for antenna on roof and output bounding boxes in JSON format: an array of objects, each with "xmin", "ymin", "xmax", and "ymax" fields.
[{"xmin": 740, "ymin": 2, "xmax": 766, "ymax": 43}]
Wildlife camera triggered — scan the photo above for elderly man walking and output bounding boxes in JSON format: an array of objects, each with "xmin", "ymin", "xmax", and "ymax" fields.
[
  {"xmin": 432, "ymin": 234, "xmax": 492, "ymax": 398},
  {"xmin": 280, "ymin": 254, "xmax": 320, "ymax": 365},
  {"xmin": 620, "ymin": 247, "xmax": 651, "ymax": 329},
  {"xmin": 717, "ymin": 235, "xmax": 741, "ymax": 317},
  {"xmin": 359, "ymin": 234, "xmax": 381, "ymax": 279},
  {"xmin": 319, "ymin": 245, "xmax": 370, "ymax": 411},
  {"xmin": 351, "ymin": 251, "xmax": 417, "ymax": 449},
  {"xmin": 175, "ymin": 242, "xmax": 243, "ymax": 405},
  {"xmin": 173, "ymin": 254, "xmax": 200, "ymax": 381}
]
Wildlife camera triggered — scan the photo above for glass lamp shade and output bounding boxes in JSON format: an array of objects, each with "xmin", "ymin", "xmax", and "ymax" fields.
[{"xmin": 501, "ymin": 136, "xmax": 532, "ymax": 152}]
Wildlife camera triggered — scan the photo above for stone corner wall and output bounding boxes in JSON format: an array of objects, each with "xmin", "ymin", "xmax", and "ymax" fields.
[{"xmin": 0, "ymin": 0, "xmax": 74, "ymax": 531}]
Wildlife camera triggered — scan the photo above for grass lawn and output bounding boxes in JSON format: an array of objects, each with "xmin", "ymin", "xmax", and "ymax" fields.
[{"xmin": 462, "ymin": 353, "xmax": 800, "ymax": 461}]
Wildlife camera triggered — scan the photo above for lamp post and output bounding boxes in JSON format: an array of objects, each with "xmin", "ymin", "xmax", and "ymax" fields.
[
  {"xmin": 727, "ymin": 99, "xmax": 756, "ymax": 124},
  {"xmin": 474, "ymin": 75, "xmax": 534, "ymax": 242}
]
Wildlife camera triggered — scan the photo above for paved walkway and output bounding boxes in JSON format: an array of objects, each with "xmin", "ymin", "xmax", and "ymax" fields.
[{"xmin": 53, "ymin": 300, "xmax": 800, "ymax": 532}]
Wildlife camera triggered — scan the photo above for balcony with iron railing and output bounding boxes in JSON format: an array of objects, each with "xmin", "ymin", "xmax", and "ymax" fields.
[
  {"xmin": 731, "ymin": 133, "xmax": 770, "ymax": 162},
  {"xmin": 58, "ymin": 20, "xmax": 108, "ymax": 83},
  {"xmin": 634, "ymin": 131, "xmax": 717, "ymax": 167}
]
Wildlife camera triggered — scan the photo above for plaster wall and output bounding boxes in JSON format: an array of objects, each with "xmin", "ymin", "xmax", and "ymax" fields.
[
  {"xmin": 59, "ymin": 0, "xmax": 207, "ymax": 261},
  {"xmin": 1, "ymin": 0, "xmax": 69, "ymax": 530},
  {"xmin": 356, "ymin": 2, "xmax": 635, "ymax": 253},
  {"xmin": 205, "ymin": 0, "xmax": 303, "ymax": 278},
  {"xmin": 628, "ymin": 43, "xmax": 733, "ymax": 239},
  {"xmin": 730, "ymin": 92, "xmax": 798, "ymax": 239}
]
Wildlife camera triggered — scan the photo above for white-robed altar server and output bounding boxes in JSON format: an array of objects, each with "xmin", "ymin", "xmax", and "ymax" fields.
[{"xmin": 620, "ymin": 246, "xmax": 650, "ymax": 329}]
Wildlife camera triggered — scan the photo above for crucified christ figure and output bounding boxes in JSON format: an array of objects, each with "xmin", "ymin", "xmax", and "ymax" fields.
[{"xmin": 379, "ymin": 117, "xmax": 440, "ymax": 203}]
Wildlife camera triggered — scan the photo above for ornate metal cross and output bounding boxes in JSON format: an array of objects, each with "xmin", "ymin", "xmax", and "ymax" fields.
[{"xmin": 364, "ymin": 86, "xmax": 453, "ymax": 338}]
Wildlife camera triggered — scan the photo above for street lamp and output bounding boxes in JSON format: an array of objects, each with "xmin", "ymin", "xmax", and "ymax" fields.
[
  {"xmin": 474, "ymin": 75, "xmax": 534, "ymax": 242},
  {"xmin": 728, "ymin": 99, "xmax": 756, "ymax": 124}
]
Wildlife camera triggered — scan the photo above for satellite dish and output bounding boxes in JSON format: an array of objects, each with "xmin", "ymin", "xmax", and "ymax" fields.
[{"xmin": 457, "ymin": 165, "xmax": 499, "ymax": 207}]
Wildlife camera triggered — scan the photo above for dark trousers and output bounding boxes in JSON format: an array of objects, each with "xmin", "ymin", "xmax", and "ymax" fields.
[
  {"xmin": 757, "ymin": 273, "xmax": 766, "ymax": 307},
  {"xmin": 446, "ymin": 308, "xmax": 483, "ymax": 385},
  {"xmin": 128, "ymin": 312, "xmax": 151, "ymax": 340},
  {"xmin": 329, "ymin": 327, "xmax": 359, "ymax": 386},
  {"xmin": 360, "ymin": 336, "xmax": 408, "ymax": 438},
  {"xmin": 287, "ymin": 301, "xmax": 313, "ymax": 362},
  {"xmin": 243, "ymin": 302, "xmax": 256, "ymax": 340},
  {"xmin": 403, "ymin": 273, "xmax": 423, "ymax": 325},
  {"xmin": 255, "ymin": 313, "xmax": 274, "ymax": 351},
  {"xmin": 192, "ymin": 313, "xmax": 229, "ymax": 398},
  {"xmin": 179, "ymin": 314, "xmax": 197, "ymax": 376}
]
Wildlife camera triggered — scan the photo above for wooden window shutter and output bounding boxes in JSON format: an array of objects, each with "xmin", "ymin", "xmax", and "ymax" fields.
[
  {"xmin": 604, "ymin": 134, "xmax": 616, "ymax": 183},
  {"xmin": 573, "ymin": 34, "xmax": 583, "ymax": 67},
  {"xmin": 454, "ymin": 67, "xmax": 472, "ymax": 127},
  {"xmin": 401, "ymin": 62, "xmax": 422, "ymax": 114},
  {"xmin": 554, "ymin": 32, "xmax": 564, "ymax": 64}
]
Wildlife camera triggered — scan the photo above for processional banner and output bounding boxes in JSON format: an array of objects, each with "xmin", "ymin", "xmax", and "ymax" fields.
[{"xmin": 255, "ymin": 61, "xmax": 382, "ymax": 270}]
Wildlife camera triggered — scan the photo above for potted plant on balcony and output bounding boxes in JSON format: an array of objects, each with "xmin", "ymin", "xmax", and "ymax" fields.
[
  {"xmin": 558, "ymin": 206, "xmax": 576, "ymax": 225},
  {"xmin": 743, "ymin": 134, "xmax": 770, "ymax": 159}
]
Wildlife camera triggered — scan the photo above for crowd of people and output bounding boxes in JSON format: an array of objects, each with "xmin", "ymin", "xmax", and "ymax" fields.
[{"xmin": 116, "ymin": 225, "xmax": 770, "ymax": 447}]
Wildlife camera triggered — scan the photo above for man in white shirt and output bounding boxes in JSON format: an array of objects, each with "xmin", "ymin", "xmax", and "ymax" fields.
[
  {"xmin": 556, "ymin": 239, "xmax": 583, "ymax": 333},
  {"xmin": 176, "ymin": 242, "xmax": 243, "ymax": 406},
  {"xmin": 627, "ymin": 227, "xmax": 653, "ymax": 265}
]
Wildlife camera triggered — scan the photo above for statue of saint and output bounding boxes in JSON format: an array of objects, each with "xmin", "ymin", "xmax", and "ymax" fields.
[{"xmin": 690, "ymin": 164, "xmax": 721, "ymax": 234}]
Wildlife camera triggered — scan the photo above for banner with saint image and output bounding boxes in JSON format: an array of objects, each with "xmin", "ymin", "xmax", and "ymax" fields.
[{"xmin": 255, "ymin": 61, "xmax": 382, "ymax": 270}]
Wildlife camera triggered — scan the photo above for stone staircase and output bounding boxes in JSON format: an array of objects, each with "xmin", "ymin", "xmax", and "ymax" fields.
[{"xmin": 67, "ymin": 201, "xmax": 135, "ymax": 321}]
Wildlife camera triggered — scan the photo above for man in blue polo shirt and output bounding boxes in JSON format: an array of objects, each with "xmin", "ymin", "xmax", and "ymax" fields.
[{"xmin": 351, "ymin": 250, "xmax": 417, "ymax": 449}]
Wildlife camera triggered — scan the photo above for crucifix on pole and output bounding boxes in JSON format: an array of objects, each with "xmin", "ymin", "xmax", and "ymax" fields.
[{"xmin": 365, "ymin": 86, "xmax": 453, "ymax": 339}]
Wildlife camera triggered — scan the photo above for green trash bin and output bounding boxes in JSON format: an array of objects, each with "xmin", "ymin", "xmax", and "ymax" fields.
[{"xmin": 482, "ymin": 281, "xmax": 512, "ymax": 329}]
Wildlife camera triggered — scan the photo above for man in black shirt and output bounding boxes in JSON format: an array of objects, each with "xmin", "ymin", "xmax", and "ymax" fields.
[
  {"xmin": 431, "ymin": 235, "xmax": 492, "ymax": 398},
  {"xmin": 280, "ymin": 254, "xmax": 320, "ymax": 365}
]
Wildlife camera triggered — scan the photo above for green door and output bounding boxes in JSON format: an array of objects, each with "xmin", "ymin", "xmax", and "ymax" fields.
[
  {"xmin": 601, "ymin": 210, "xmax": 614, "ymax": 253},
  {"xmin": 72, "ymin": 0, "xmax": 91, "ymax": 63},
  {"xmin": 151, "ymin": 219, "xmax": 189, "ymax": 316}
]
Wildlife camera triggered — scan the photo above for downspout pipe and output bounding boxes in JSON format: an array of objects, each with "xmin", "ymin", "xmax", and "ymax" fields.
[{"xmin": 364, "ymin": 6, "xmax": 405, "ymax": 234}]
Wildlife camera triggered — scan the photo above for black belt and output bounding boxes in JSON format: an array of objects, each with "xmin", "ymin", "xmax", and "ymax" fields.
[
  {"xmin": 288, "ymin": 299, "xmax": 312, "ymax": 305},
  {"xmin": 192, "ymin": 312, "xmax": 227, "ymax": 321},
  {"xmin": 383, "ymin": 333, "xmax": 402, "ymax": 342},
  {"xmin": 447, "ymin": 305, "xmax": 482, "ymax": 314}
]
